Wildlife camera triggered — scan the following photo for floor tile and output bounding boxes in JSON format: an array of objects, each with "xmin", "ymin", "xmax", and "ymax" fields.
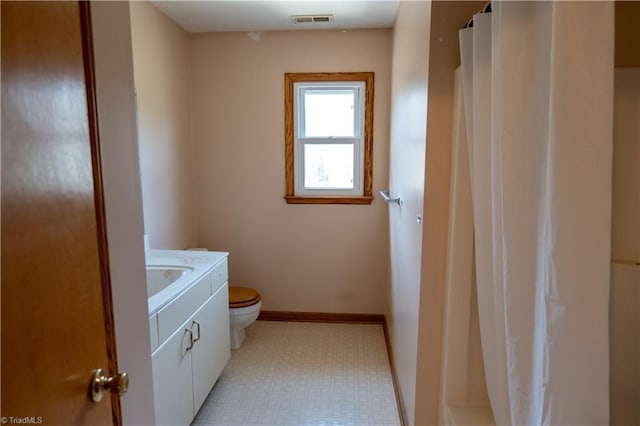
[{"xmin": 192, "ymin": 321, "xmax": 400, "ymax": 426}]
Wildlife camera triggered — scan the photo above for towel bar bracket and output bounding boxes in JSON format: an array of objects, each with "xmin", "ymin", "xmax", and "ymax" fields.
[{"xmin": 379, "ymin": 190, "xmax": 402, "ymax": 206}]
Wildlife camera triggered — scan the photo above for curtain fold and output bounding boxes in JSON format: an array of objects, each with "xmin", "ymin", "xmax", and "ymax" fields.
[{"xmin": 459, "ymin": 2, "xmax": 613, "ymax": 424}]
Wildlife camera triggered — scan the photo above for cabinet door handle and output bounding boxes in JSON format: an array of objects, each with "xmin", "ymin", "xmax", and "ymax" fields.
[
  {"xmin": 185, "ymin": 328, "xmax": 194, "ymax": 351},
  {"xmin": 192, "ymin": 320, "xmax": 201, "ymax": 343}
]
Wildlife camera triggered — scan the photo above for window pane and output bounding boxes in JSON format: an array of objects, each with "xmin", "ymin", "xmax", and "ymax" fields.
[
  {"xmin": 304, "ymin": 90, "xmax": 355, "ymax": 137},
  {"xmin": 304, "ymin": 144, "xmax": 354, "ymax": 189}
]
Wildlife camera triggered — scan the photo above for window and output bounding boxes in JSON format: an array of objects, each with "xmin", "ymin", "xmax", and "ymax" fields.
[{"xmin": 284, "ymin": 72, "xmax": 374, "ymax": 204}]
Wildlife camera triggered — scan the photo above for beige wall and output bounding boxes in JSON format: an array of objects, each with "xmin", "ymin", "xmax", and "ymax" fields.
[
  {"xmin": 190, "ymin": 30, "xmax": 392, "ymax": 314},
  {"xmin": 130, "ymin": 1, "xmax": 197, "ymax": 249},
  {"xmin": 386, "ymin": 2, "xmax": 431, "ymax": 424},
  {"xmin": 612, "ymin": 69, "xmax": 640, "ymax": 264},
  {"xmin": 611, "ymin": 4, "xmax": 640, "ymax": 422},
  {"xmin": 610, "ymin": 68, "xmax": 640, "ymax": 426},
  {"xmin": 91, "ymin": 3, "xmax": 155, "ymax": 424}
]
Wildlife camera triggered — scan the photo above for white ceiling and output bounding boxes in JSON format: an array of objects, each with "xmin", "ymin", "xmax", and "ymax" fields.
[{"xmin": 152, "ymin": 0, "xmax": 400, "ymax": 33}]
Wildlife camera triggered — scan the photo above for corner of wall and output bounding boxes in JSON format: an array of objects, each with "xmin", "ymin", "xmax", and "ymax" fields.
[
  {"xmin": 91, "ymin": 2, "xmax": 156, "ymax": 424},
  {"xmin": 129, "ymin": 0, "xmax": 197, "ymax": 249}
]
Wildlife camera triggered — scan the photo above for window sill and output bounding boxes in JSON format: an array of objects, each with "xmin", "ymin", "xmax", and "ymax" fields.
[{"xmin": 284, "ymin": 196, "xmax": 374, "ymax": 205}]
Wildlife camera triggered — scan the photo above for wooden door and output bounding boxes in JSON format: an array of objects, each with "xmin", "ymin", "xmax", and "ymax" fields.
[{"xmin": 1, "ymin": 2, "xmax": 121, "ymax": 424}]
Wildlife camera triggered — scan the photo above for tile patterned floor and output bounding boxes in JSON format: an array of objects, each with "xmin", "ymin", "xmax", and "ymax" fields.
[{"xmin": 192, "ymin": 321, "xmax": 401, "ymax": 426}]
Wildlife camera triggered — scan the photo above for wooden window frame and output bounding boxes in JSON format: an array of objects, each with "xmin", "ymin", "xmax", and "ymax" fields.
[{"xmin": 284, "ymin": 72, "xmax": 374, "ymax": 205}]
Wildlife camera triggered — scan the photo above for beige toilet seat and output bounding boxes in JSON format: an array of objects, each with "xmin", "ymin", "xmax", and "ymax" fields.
[{"xmin": 229, "ymin": 286, "xmax": 262, "ymax": 308}]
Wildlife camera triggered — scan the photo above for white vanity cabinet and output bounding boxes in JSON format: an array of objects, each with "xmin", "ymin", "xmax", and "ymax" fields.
[
  {"xmin": 192, "ymin": 282, "xmax": 230, "ymax": 411},
  {"xmin": 151, "ymin": 258, "xmax": 230, "ymax": 426}
]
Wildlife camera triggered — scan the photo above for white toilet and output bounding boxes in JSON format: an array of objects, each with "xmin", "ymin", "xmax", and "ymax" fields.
[{"xmin": 228, "ymin": 286, "xmax": 262, "ymax": 349}]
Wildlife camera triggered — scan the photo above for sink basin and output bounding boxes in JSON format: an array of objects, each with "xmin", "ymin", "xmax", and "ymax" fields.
[{"xmin": 146, "ymin": 266, "xmax": 194, "ymax": 298}]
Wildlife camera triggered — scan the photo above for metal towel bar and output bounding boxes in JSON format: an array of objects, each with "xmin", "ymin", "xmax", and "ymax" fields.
[{"xmin": 379, "ymin": 190, "xmax": 402, "ymax": 206}]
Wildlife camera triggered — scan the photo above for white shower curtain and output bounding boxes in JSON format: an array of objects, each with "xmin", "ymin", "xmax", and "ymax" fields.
[{"xmin": 459, "ymin": 2, "xmax": 613, "ymax": 424}]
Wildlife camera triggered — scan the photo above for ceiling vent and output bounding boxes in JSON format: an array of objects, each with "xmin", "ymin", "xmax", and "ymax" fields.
[{"xmin": 291, "ymin": 14, "xmax": 334, "ymax": 24}]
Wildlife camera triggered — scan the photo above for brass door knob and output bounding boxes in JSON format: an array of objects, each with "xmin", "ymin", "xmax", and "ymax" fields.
[{"xmin": 90, "ymin": 368, "xmax": 129, "ymax": 402}]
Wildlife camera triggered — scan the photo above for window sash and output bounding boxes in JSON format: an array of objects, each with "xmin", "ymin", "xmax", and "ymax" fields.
[
  {"xmin": 297, "ymin": 85, "xmax": 364, "ymax": 139},
  {"xmin": 293, "ymin": 83, "xmax": 365, "ymax": 197},
  {"xmin": 295, "ymin": 138, "xmax": 363, "ymax": 195}
]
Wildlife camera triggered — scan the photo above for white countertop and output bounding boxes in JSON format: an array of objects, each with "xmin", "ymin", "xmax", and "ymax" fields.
[{"xmin": 146, "ymin": 249, "xmax": 229, "ymax": 315}]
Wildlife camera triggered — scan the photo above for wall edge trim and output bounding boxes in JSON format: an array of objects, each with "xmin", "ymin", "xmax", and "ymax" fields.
[
  {"xmin": 258, "ymin": 310, "xmax": 384, "ymax": 324},
  {"xmin": 383, "ymin": 318, "xmax": 409, "ymax": 426}
]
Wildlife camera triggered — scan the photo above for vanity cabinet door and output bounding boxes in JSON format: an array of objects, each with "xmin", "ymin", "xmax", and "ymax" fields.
[
  {"xmin": 151, "ymin": 323, "xmax": 195, "ymax": 425},
  {"xmin": 191, "ymin": 282, "xmax": 231, "ymax": 413}
]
